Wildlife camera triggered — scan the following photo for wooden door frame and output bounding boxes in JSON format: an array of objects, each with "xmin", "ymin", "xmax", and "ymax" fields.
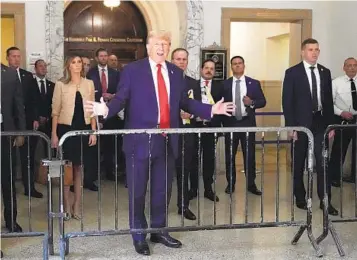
[
  {"xmin": 1, "ymin": 3, "xmax": 26, "ymax": 68},
  {"xmin": 221, "ymin": 8, "xmax": 312, "ymax": 67}
]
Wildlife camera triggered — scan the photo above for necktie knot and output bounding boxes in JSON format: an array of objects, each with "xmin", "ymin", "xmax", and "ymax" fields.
[
  {"xmin": 157, "ymin": 64, "xmax": 162, "ymax": 70},
  {"xmin": 204, "ymin": 80, "xmax": 209, "ymax": 86},
  {"xmin": 309, "ymin": 66, "xmax": 315, "ymax": 70},
  {"xmin": 350, "ymin": 78, "xmax": 354, "ymax": 82},
  {"xmin": 102, "ymin": 68, "xmax": 105, "ymax": 72},
  {"xmin": 40, "ymin": 79, "xmax": 44, "ymax": 83},
  {"xmin": 236, "ymin": 79, "xmax": 241, "ymax": 84}
]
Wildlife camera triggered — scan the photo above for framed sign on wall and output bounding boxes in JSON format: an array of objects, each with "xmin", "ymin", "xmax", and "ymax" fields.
[{"xmin": 200, "ymin": 42, "xmax": 227, "ymax": 81}]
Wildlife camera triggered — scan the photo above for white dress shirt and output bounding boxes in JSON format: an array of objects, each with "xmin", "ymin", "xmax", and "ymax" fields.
[
  {"xmin": 148, "ymin": 58, "xmax": 170, "ymax": 124},
  {"xmin": 35, "ymin": 76, "xmax": 47, "ymax": 94},
  {"xmin": 332, "ymin": 75, "xmax": 357, "ymax": 115},
  {"xmin": 303, "ymin": 60, "xmax": 322, "ymax": 110},
  {"xmin": 232, "ymin": 75, "xmax": 248, "ymax": 117},
  {"xmin": 199, "ymin": 78, "xmax": 213, "ymax": 104},
  {"xmin": 98, "ymin": 65, "xmax": 108, "ymax": 89}
]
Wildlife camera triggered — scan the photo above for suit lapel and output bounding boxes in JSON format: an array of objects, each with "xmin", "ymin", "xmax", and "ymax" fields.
[
  {"xmin": 225, "ymin": 77, "xmax": 233, "ymax": 102},
  {"xmin": 144, "ymin": 58, "xmax": 158, "ymax": 114},
  {"xmin": 317, "ymin": 64, "xmax": 325, "ymax": 104},
  {"xmin": 299, "ymin": 62, "xmax": 313, "ymax": 98},
  {"xmin": 166, "ymin": 61, "xmax": 176, "ymax": 107},
  {"xmin": 245, "ymin": 76, "xmax": 253, "ymax": 97}
]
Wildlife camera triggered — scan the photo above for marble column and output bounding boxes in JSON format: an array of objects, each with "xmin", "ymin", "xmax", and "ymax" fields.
[
  {"xmin": 184, "ymin": 0, "xmax": 204, "ymax": 80},
  {"xmin": 45, "ymin": 0, "xmax": 64, "ymax": 82}
]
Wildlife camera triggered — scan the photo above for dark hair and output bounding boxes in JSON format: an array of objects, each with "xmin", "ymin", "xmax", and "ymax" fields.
[
  {"xmin": 95, "ymin": 48, "xmax": 108, "ymax": 57},
  {"xmin": 201, "ymin": 59, "xmax": 215, "ymax": 69},
  {"xmin": 171, "ymin": 48, "xmax": 189, "ymax": 60},
  {"xmin": 230, "ymin": 55, "xmax": 245, "ymax": 64},
  {"xmin": 34, "ymin": 59, "xmax": 45, "ymax": 68},
  {"xmin": 301, "ymin": 38, "xmax": 319, "ymax": 49},
  {"xmin": 6, "ymin": 46, "xmax": 20, "ymax": 57}
]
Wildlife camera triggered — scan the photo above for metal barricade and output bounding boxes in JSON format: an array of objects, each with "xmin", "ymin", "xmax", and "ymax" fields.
[
  {"xmin": 317, "ymin": 124, "xmax": 357, "ymax": 257},
  {"xmin": 0, "ymin": 131, "xmax": 53, "ymax": 259},
  {"xmin": 56, "ymin": 126, "xmax": 322, "ymax": 259}
]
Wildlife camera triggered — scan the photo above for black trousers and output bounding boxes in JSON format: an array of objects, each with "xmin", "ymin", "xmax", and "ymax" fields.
[
  {"xmin": 1, "ymin": 130, "xmax": 18, "ymax": 226},
  {"xmin": 102, "ymin": 116, "xmax": 126, "ymax": 177},
  {"xmin": 329, "ymin": 118, "xmax": 357, "ymax": 182},
  {"xmin": 224, "ymin": 117, "xmax": 256, "ymax": 188},
  {"xmin": 190, "ymin": 122, "xmax": 215, "ymax": 193},
  {"xmin": 14, "ymin": 136, "xmax": 37, "ymax": 193},
  {"xmin": 176, "ymin": 125, "xmax": 196, "ymax": 210},
  {"xmin": 293, "ymin": 112, "xmax": 330, "ymax": 202}
]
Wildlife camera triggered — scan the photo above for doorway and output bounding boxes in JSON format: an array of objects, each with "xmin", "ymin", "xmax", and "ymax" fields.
[{"xmin": 64, "ymin": 1, "xmax": 148, "ymax": 68}]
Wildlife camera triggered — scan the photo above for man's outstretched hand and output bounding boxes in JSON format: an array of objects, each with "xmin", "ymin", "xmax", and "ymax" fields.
[
  {"xmin": 84, "ymin": 97, "xmax": 108, "ymax": 117},
  {"xmin": 211, "ymin": 98, "xmax": 235, "ymax": 116}
]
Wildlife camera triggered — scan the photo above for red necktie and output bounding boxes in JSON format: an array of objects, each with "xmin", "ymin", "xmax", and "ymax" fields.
[
  {"xmin": 101, "ymin": 69, "xmax": 107, "ymax": 94},
  {"xmin": 157, "ymin": 64, "xmax": 170, "ymax": 128}
]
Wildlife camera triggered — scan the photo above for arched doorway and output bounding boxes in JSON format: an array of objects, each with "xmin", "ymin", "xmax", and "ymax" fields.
[{"xmin": 64, "ymin": 1, "xmax": 147, "ymax": 67}]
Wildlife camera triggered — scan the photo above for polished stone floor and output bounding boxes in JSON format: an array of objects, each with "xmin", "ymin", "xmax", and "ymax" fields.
[{"xmin": 1, "ymin": 148, "xmax": 357, "ymax": 259}]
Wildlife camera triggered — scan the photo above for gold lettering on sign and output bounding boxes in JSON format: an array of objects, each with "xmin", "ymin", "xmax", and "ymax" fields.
[{"xmin": 64, "ymin": 36, "xmax": 144, "ymax": 43}]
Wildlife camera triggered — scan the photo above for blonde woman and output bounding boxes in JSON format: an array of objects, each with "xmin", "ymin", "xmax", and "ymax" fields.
[{"xmin": 51, "ymin": 55, "xmax": 97, "ymax": 220}]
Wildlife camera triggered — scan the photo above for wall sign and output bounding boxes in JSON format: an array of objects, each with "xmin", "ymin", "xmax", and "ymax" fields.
[
  {"xmin": 200, "ymin": 42, "xmax": 227, "ymax": 81},
  {"xmin": 64, "ymin": 36, "xmax": 144, "ymax": 43}
]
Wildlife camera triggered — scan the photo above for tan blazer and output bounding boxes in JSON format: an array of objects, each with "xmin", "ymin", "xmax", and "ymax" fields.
[{"xmin": 52, "ymin": 78, "xmax": 95, "ymax": 125}]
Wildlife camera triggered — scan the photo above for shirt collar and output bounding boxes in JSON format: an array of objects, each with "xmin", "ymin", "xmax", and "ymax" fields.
[
  {"xmin": 200, "ymin": 77, "xmax": 212, "ymax": 85},
  {"xmin": 344, "ymin": 74, "xmax": 357, "ymax": 82},
  {"xmin": 35, "ymin": 75, "xmax": 45, "ymax": 82},
  {"xmin": 149, "ymin": 58, "xmax": 167, "ymax": 71},
  {"xmin": 303, "ymin": 60, "xmax": 317, "ymax": 70},
  {"xmin": 233, "ymin": 75, "xmax": 245, "ymax": 82},
  {"xmin": 98, "ymin": 65, "xmax": 108, "ymax": 71}
]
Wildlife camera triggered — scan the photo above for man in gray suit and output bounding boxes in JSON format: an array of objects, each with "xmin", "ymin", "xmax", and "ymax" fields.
[{"xmin": 1, "ymin": 63, "xmax": 26, "ymax": 233}]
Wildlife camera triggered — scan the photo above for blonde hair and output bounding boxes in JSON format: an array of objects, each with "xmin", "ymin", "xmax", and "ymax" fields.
[
  {"xmin": 147, "ymin": 30, "xmax": 172, "ymax": 44},
  {"xmin": 59, "ymin": 55, "xmax": 85, "ymax": 84}
]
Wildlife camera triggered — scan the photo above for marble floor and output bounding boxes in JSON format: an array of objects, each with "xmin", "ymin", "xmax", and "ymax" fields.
[{"xmin": 2, "ymin": 148, "xmax": 357, "ymax": 259}]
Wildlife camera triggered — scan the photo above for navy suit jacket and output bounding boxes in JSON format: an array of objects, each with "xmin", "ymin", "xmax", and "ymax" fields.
[
  {"xmin": 87, "ymin": 66, "xmax": 120, "ymax": 102},
  {"xmin": 282, "ymin": 62, "xmax": 334, "ymax": 129},
  {"xmin": 221, "ymin": 76, "xmax": 266, "ymax": 127},
  {"xmin": 106, "ymin": 58, "xmax": 212, "ymax": 159}
]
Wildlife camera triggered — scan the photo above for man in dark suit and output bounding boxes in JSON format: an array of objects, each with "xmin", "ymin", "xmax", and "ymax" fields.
[
  {"xmin": 85, "ymin": 30, "xmax": 234, "ymax": 256},
  {"xmin": 87, "ymin": 48, "xmax": 124, "ymax": 184},
  {"xmin": 6, "ymin": 46, "xmax": 43, "ymax": 198},
  {"xmin": 188, "ymin": 59, "xmax": 222, "ymax": 203},
  {"xmin": 282, "ymin": 38, "xmax": 338, "ymax": 215},
  {"xmin": 222, "ymin": 56, "xmax": 265, "ymax": 195},
  {"xmin": 171, "ymin": 48, "xmax": 198, "ymax": 220},
  {"xmin": 1, "ymin": 63, "xmax": 26, "ymax": 233},
  {"xmin": 31, "ymin": 59, "xmax": 54, "ymax": 137}
]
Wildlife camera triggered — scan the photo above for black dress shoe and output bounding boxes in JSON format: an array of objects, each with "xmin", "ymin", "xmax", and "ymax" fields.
[
  {"xmin": 133, "ymin": 240, "xmax": 150, "ymax": 256},
  {"xmin": 331, "ymin": 180, "xmax": 341, "ymax": 187},
  {"xmin": 225, "ymin": 185, "xmax": 235, "ymax": 194},
  {"xmin": 150, "ymin": 234, "xmax": 182, "ymax": 248},
  {"xmin": 24, "ymin": 189, "xmax": 43, "ymax": 198},
  {"xmin": 6, "ymin": 222, "xmax": 23, "ymax": 232},
  {"xmin": 247, "ymin": 185, "xmax": 262, "ymax": 196},
  {"xmin": 343, "ymin": 176, "xmax": 355, "ymax": 183},
  {"xmin": 84, "ymin": 184, "xmax": 98, "ymax": 191},
  {"xmin": 1, "ymin": 250, "xmax": 3, "ymax": 258},
  {"xmin": 320, "ymin": 202, "xmax": 339, "ymax": 216},
  {"xmin": 204, "ymin": 190, "xmax": 219, "ymax": 202},
  {"xmin": 296, "ymin": 201, "xmax": 307, "ymax": 210},
  {"xmin": 188, "ymin": 190, "xmax": 197, "ymax": 200},
  {"xmin": 178, "ymin": 208, "xmax": 196, "ymax": 220}
]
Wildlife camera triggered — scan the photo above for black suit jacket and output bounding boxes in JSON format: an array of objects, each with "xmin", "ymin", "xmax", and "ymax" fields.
[
  {"xmin": 221, "ymin": 76, "xmax": 266, "ymax": 127},
  {"xmin": 17, "ymin": 68, "xmax": 37, "ymax": 129},
  {"xmin": 1, "ymin": 64, "xmax": 26, "ymax": 131},
  {"xmin": 86, "ymin": 66, "xmax": 120, "ymax": 102},
  {"xmin": 282, "ymin": 62, "xmax": 334, "ymax": 129},
  {"xmin": 195, "ymin": 79, "xmax": 223, "ymax": 127},
  {"xmin": 30, "ymin": 77, "xmax": 55, "ymax": 120}
]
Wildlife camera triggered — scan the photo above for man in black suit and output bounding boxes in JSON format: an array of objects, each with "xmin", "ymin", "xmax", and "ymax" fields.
[
  {"xmin": 188, "ymin": 59, "xmax": 222, "ymax": 202},
  {"xmin": 1, "ymin": 63, "xmax": 26, "ymax": 233},
  {"xmin": 282, "ymin": 38, "xmax": 338, "ymax": 215},
  {"xmin": 87, "ymin": 48, "xmax": 124, "ymax": 183},
  {"xmin": 222, "ymin": 56, "xmax": 265, "ymax": 195},
  {"xmin": 31, "ymin": 59, "xmax": 54, "ymax": 137},
  {"xmin": 6, "ymin": 46, "xmax": 43, "ymax": 198},
  {"xmin": 171, "ymin": 48, "xmax": 198, "ymax": 220}
]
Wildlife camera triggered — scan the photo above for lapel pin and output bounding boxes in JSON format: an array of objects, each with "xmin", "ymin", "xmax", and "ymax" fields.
[
  {"xmin": 248, "ymin": 81, "xmax": 251, "ymax": 84},
  {"xmin": 171, "ymin": 70, "xmax": 173, "ymax": 74}
]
